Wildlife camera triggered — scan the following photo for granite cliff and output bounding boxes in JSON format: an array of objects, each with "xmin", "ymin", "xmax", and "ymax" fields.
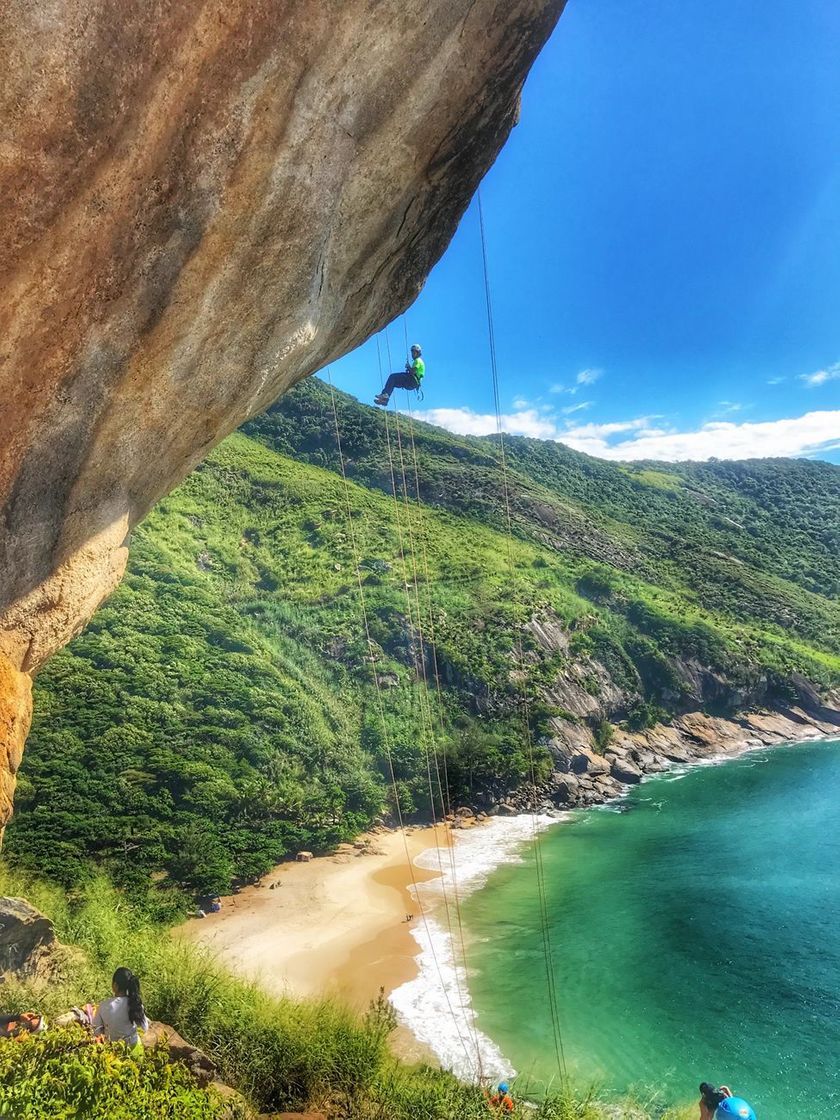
[{"xmin": 0, "ymin": 0, "xmax": 566, "ymax": 827}]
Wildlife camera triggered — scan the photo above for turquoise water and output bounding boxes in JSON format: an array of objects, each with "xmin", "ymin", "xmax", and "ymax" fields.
[{"xmin": 463, "ymin": 740, "xmax": 840, "ymax": 1117}]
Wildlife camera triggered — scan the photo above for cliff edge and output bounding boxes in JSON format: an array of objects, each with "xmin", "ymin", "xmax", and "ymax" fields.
[{"xmin": 0, "ymin": 0, "xmax": 566, "ymax": 827}]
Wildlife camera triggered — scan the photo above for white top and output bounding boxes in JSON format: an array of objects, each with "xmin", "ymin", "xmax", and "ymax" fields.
[{"xmin": 92, "ymin": 995, "xmax": 149, "ymax": 1047}]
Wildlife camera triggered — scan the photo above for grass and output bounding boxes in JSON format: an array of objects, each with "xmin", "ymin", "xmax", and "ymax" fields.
[
  {"xmin": 0, "ymin": 866, "xmax": 693, "ymax": 1120},
  {"xmin": 0, "ymin": 1029, "xmax": 235, "ymax": 1119}
]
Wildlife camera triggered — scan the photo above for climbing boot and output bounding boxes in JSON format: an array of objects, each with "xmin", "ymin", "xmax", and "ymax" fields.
[{"xmin": 374, "ymin": 394, "xmax": 389, "ymax": 406}]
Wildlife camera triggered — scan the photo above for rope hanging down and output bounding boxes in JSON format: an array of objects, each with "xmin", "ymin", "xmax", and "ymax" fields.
[
  {"xmin": 377, "ymin": 334, "xmax": 485, "ymax": 1078},
  {"xmin": 477, "ymin": 188, "xmax": 568, "ymax": 1083},
  {"xmin": 402, "ymin": 387, "xmax": 485, "ymax": 1065},
  {"xmin": 325, "ymin": 367, "xmax": 480, "ymax": 1078},
  {"xmin": 387, "ymin": 328, "xmax": 485, "ymax": 1080}
]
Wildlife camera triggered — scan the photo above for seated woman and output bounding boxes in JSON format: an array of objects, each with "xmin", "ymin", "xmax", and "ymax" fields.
[
  {"xmin": 699, "ymin": 1082, "xmax": 757, "ymax": 1120},
  {"xmin": 92, "ymin": 967, "xmax": 149, "ymax": 1056}
]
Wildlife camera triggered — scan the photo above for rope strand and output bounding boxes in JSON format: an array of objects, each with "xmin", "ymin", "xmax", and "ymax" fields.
[
  {"xmin": 477, "ymin": 188, "xmax": 568, "ymax": 1081},
  {"xmin": 382, "ymin": 325, "xmax": 485, "ymax": 1078},
  {"xmin": 324, "ymin": 368, "xmax": 477, "ymax": 1076}
]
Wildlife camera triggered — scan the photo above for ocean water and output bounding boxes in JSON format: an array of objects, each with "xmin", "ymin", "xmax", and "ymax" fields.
[{"xmin": 455, "ymin": 740, "xmax": 840, "ymax": 1117}]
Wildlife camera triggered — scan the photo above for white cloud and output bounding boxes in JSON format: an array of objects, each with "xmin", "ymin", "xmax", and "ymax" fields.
[
  {"xmin": 715, "ymin": 401, "xmax": 744, "ymax": 415},
  {"xmin": 576, "ymin": 367, "xmax": 603, "ymax": 386},
  {"xmin": 549, "ymin": 382, "xmax": 571, "ymax": 394},
  {"xmin": 412, "ymin": 406, "xmax": 840, "ymax": 462},
  {"xmin": 512, "ymin": 396, "xmax": 531, "ymax": 410},
  {"xmin": 801, "ymin": 362, "xmax": 840, "ymax": 388},
  {"xmin": 414, "ymin": 407, "xmax": 560, "ymax": 440},
  {"xmin": 767, "ymin": 376, "xmax": 785, "ymax": 385},
  {"xmin": 561, "ymin": 401, "xmax": 593, "ymax": 416}
]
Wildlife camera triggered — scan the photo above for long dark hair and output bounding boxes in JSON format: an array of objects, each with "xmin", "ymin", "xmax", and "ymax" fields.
[
  {"xmin": 112, "ymin": 967, "xmax": 146, "ymax": 1027},
  {"xmin": 700, "ymin": 1084, "xmax": 727, "ymax": 1112}
]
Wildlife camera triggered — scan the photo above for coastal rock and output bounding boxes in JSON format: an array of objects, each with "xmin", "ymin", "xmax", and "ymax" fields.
[
  {"xmin": 788, "ymin": 707, "xmax": 840, "ymax": 735},
  {"xmin": 569, "ymin": 748, "xmax": 611, "ymax": 776},
  {"xmin": 0, "ymin": 0, "xmax": 567, "ymax": 828},
  {"xmin": 496, "ymin": 803, "xmax": 518, "ymax": 815},
  {"xmin": 738, "ymin": 710, "xmax": 823, "ymax": 743},
  {"xmin": 550, "ymin": 773, "xmax": 580, "ymax": 803},
  {"xmin": 593, "ymin": 775, "xmax": 622, "ymax": 795},
  {"xmin": 0, "ymin": 897, "xmax": 55, "ymax": 977},
  {"xmin": 607, "ymin": 755, "xmax": 643, "ymax": 784},
  {"xmin": 673, "ymin": 711, "xmax": 743, "ymax": 753},
  {"xmin": 634, "ymin": 750, "xmax": 669, "ymax": 773},
  {"xmin": 546, "ymin": 720, "xmax": 596, "ymax": 769}
]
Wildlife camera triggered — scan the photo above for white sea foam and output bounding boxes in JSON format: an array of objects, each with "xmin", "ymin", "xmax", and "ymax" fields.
[{"xmin": 389, "ymin": 814, "xmax": 560, "ymax": 1082}]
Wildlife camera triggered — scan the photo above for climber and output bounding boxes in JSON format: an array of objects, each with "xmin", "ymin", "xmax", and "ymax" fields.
[
  {"xmin": 92, "ymin": 966, "xmax": 150, "ymax": 1057},
  {"xmin": 699, "ymin": 1082, "xmax": 757, "ymax": 1120},
  {"xmin": 489, "ymin": 1080, "xmax": 515, "ymax": 1113},
  {"xmin": 374, "ymin": 343, "xmax": 425, "ymax": 405}
]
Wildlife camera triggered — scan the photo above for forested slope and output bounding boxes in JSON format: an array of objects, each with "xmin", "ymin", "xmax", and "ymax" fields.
[{"xmin": 7, "ymin": 379, "xmax": 838, "ymax": 900}]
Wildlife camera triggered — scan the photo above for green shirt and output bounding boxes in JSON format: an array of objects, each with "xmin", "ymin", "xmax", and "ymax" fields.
[{"xmin": 410, "ymin": 357, "xmax": 425, "ymax": 381}]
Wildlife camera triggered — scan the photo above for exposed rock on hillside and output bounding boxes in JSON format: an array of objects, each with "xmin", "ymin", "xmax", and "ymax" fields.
[
  {"xmin": 515, "ymin": 609, "xmax": 840, "ymax": 812},
  {"xmin": 0, "ymin": 0, "xmax": 566, "ymax": 827},
  {"xmin": 536, "ymin": 707, "xmax": 840, "ymax": 812}
]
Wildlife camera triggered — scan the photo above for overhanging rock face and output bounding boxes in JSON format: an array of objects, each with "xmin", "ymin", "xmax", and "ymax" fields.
[{"xmin": 0, "ymin": 0, "xmax": 566, "ymax": 827}]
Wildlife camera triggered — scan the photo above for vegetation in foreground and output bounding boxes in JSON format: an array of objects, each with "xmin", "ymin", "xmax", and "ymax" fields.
[
  {"xmin": 0, "ymin": 867, "xmax": 692, "ymax": 1120},
  {"xmin": 7, "ymin": 379, "xmax": 839, "ymax": 900},
  {"xmin": 0, "ymin": 1029, "xmax": 233, "ymax": 1119}
]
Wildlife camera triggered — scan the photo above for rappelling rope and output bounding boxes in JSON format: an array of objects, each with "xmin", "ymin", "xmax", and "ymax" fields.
[
  {"xmin": 402, "ymin": 386, "xmax": 486, "ymax": 1084},
  {"xmin": 379, "ymin": 332, "xmax": 484, "ymax": 1077},
  {"xmin": 385, "ymin": 325, "xmax": 487, "ymax": 1080},
  {"xmin": 324, "ymin": 368, "xmax": 477, "ymax": 1075},
  {"xmin": 476, "ymin": 188, "xmax": 568, "ymax": 1081}
]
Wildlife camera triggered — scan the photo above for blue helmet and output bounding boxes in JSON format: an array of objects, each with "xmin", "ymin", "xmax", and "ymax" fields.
[
  {"xmin": 715, "ymin": 1099, "xmax": 756, "ymax": 1120},
  {"xmin": 498, "ymin": 1082, "xmax": 510, "ymax": 1095}
]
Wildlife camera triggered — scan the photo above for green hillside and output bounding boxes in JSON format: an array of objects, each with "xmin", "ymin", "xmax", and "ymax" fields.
[{"xmin": 7, "ymin": 378, "xmax": 839, "ymax": 899}]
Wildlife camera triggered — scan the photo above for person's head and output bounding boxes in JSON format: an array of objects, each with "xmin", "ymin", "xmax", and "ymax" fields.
[
  {"xmin": 699, "ymin": 1083, "xmax": 727, "ymax": 1120},
  {"xmin": 112, "ymin": 966, "xmax": 146, "ymax": 1026},
  {"xmin": 498, "ymin": 1081, "xmax": 510, "ymax": 1096},
  {"xmin": 411, "ymin": 343, "xmax": 422, "ymax": 358},
  {"xmin": 699, "ymin": 1084, "xmax": 756, "ymax": 1120}
]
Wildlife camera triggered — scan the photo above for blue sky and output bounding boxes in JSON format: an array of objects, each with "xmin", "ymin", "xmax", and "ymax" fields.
[{"xmin": 331, "ymin": 0, "xmax": 840, "ymax": 462}]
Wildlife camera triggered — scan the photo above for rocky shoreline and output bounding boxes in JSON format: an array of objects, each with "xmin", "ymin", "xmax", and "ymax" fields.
[{"xmin": 485, "ymin": 703, "xmax": 840, "ymax": 819}]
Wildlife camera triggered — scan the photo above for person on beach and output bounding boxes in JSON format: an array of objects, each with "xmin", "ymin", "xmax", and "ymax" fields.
[
  {"xmin": 92, "ymin": 967, "xmax": 149, "ymax": 1057},
  {"xmin": 699, "ymin": 1082, "xmax": 757, "ymax": 1120},
  {"xmin": 489, "ymin": 1081, "xmax": 515, "ymax": 1113}
]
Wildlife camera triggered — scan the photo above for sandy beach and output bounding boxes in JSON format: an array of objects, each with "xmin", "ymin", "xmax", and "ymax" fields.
[{"xmin": 180, "ymin": 826, "xmax": 447, "ymax": 1016}]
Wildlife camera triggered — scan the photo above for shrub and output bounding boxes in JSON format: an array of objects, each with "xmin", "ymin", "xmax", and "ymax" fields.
[{"xmin": 0, "ymin": 1029, "xmax": 232, "ymax": 1119}]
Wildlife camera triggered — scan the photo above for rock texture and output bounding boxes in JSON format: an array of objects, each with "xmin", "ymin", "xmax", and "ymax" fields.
[
  {"xmin": 491, "ymin": 705, "xmax": 840, "ymax": 816},
  {"xmin": 0, "ymin": 0, "xmax": 566, "ymax": 827},
  {"xmin": 0, "ymin": 656, "xmax": 32, "ymax": 835},
  {"xmin": 0, "ymin": 896, "xmax": 55, "ymax": 977}
]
